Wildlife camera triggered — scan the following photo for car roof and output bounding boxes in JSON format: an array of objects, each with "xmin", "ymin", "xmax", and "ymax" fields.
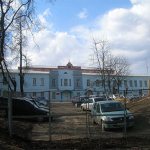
[
  {"xmin": 89, "ymin": 96, "xmax": 104, "ymax": 99},
  {"xmin": 95, "ymin": 100, "xmax": 121, "ymax": 105}
]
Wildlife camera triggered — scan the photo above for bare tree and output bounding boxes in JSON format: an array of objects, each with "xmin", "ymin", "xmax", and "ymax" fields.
[
  {"xmin": 112, "ymin": 56, "xmax": 129, "ymax": 95},
  {"xmin": 91, "ymin": 38, "xmax": 130, "ymax": 95},
  {"xmin": 0, "ymin": 0, "xmax": 34, "ymax": 91},
  {"xmin": 91, "ymin": 38, "xmax": 111, "ymax": 94},
  {"xmin": 11, "ymin": 12, "xmax": 31, "ymax": 95}
]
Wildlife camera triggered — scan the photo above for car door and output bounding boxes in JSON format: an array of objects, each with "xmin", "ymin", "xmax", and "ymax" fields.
[{"xmin": 89, "ymin": 98, "xmax": 94, "ymax": 110}]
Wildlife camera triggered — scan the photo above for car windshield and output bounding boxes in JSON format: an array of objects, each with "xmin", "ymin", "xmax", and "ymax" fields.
[
  {"xmin": 80, "ymin": 97, "xmax": 88, "ymax": 102},
  {"xmin": 30, "ymin": 99, "xmax": 44, "ymax": 107},
  {"xmin": 101, "ymin": 102, "xmax": 124, "ymax": 112},
  {"xmin": 85, "ymin": 99, "xmax": 93, "ymax": 103},
  {"xmin": 94, "ymin": 97, "xmax": 106, "ymax": 102}
]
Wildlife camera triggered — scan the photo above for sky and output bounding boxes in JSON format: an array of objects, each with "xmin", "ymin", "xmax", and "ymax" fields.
[{"xmin": 25, "ymin": 0, "xmax": 150, "ymax": 75}]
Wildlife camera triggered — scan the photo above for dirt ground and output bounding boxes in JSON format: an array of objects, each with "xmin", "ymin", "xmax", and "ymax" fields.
[{"xmin": 1, "ymin": 97, "xmax": 150, "ymax": 149}]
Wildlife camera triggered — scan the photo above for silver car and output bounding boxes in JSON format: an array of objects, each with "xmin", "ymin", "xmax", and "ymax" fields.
[
  {"xmin": 81, "ymin": 97, "xmax": 108, "ymax": 111},
  {"xmin": 91, "ymin": 101, "xmax": 134, "ymax": 131}
]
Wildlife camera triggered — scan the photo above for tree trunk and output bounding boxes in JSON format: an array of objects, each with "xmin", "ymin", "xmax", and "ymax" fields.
[{"xmin": 19, "ymin": 21, "xmax": 24, "ymax": 96}]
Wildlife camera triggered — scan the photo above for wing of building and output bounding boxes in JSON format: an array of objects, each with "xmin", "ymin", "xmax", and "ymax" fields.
[{"xmin": 0, "ymin": 62, "xmax": 150, "ymax": 101}]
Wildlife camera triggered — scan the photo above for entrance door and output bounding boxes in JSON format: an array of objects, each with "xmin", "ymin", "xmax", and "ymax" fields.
[{"xmin": 62, "ymin": 91, "xmax": 71, "ymax": 101}]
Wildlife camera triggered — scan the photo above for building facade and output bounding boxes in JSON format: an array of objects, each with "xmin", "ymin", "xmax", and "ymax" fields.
[{"xmin": 0, "ymin": 62, "xmax": 150, "ymax": 101}]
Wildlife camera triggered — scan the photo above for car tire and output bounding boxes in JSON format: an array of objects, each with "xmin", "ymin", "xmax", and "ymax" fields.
[{"xmin": 92, "ymin": 117, "xmax": 96, "ymax": 124}]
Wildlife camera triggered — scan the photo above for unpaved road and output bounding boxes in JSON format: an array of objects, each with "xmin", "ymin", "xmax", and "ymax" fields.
[{"xmin": 31, "ymin": 101, "xmax": 150, "ymax": 141}]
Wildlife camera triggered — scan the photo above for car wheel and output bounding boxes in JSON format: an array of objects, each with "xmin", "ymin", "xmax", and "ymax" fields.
[{"xmin": 92, "ymin": 117, "xmax": 96, "ymax": 124}]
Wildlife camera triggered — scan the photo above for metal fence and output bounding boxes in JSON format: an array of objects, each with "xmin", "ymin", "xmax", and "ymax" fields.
[{"xmin": 0, "ymin": 89, "xmax": 150, "ymax": 143}]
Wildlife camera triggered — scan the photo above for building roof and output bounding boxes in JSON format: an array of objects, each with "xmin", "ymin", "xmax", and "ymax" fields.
[{"xmin": 15, "ymin": 62, "xmax": 150, "ymax": 77}]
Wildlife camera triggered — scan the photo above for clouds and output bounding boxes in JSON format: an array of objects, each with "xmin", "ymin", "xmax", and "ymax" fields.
[
  {"xmin": 96, "ymin": 0, "xmax": 150, "ymax": 74},
  {"xmin": 77, "ymin": 8, "xmax": 88, "ymax": 19},
  {"xmin": 24, "ymin": 0, "xmax": 150, "ymax": 75},
  {"xmin": 27, "ymin": 26, "xmax": 90, "ymax": 67}
]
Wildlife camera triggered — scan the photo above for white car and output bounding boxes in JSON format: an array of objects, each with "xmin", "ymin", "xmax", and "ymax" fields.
[
  {"xmin": 80, "ymin": 97, "xmax": 108, "ymax": 111},
  {"xmin": 91, "ymin": 101, "xmax": 134, "ymax": 131}
]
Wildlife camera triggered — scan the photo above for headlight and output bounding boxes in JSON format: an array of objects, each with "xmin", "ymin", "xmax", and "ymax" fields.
[
  {"xmin": 103, "ymin": 116, "xmax": 113, "ymax": 122},
  {"xmin": 129, "ymin": 115, "xmax": 134, "ymax": 119}
]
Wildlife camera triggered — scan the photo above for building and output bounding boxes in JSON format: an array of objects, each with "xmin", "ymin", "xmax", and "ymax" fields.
[{"xmin": 0, "ymin": 62, "xmax": 150, "ymax": 101}]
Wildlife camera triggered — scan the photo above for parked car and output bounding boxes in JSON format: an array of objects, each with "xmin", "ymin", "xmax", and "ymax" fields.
[
  {"xmin": 0, "ymin": 96, "xmax": 50, "ymax": 121},
  {"xmin": 33, "ymin": 96, "xmax": 49, "ymax": 107},
  {"xmin": 91, "ymin": 101, "xmax": 134, "ymax": 131},
  {"xmin": 89, "ymin": 95, "xmax": 97, "ymax": 98},
  {"xmin": 81, "ymin": 97, "xmax": 108, "ymax": 111},
  {"xmin": 72, "ymin": 96, "xmax": 89, "ymax": 107}
]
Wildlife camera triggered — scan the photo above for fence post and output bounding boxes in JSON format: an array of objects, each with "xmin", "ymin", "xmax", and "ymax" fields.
[
  {"xmin": 48, "ymin": 91, "xmax": 52, "ymax": 141},
  {"xmin": 8, "ymin": 91, "xmax": 12, "ymax": 137},
  {"xmin": 123, "ymin": 88, "xmax": 127, "ymax": 142}
]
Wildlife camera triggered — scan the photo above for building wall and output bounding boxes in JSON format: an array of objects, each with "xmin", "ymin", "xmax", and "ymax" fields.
[{"xmin": 1, "ymin": 68, "xmax": 150, "ymax": 101}]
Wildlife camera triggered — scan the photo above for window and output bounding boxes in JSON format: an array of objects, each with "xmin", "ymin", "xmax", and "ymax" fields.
[
  {"xmin": 33, "ymin": 78, "xmax": 36, "ymax": 86},
  {"xmin": 76, "ymin": 79, "xmax": 80, "ymax": 87},
  {"xmin": 95, "ymin": 80, "xmax": 100, "ymax": 87},
  {"xmin": 41, "ymin": 92, "xmax": 44, "ymax": 97},
  {"xmin": 61, "ymin": 79, "xmax": 63, "ymax": 86},
  {"xmin": 40, "ymin": 78, "xmax": 44, "ymax": 86},
  {"xmin": 96, "ymin": 104, "xmax": 100, "ymax": 113},
  {"xmin": 97, "ymin": 91, "xmax": 100, "ymax": 96},
  {"xmin": 77, "ymin": 92, "xmax": 80, "ymax": 97},
  {"xmin": 113, "ymin": 80, "xmax": 116, "ymax": 86},
  {"xmin": 87, "ymin": 79, "xmax": 90, "ymax": 86},
  {"xmin": 139, "ymin": 80, "xmax": 142, "ymax": 87},
  {"xmin": 52, "ymin": 79, "xmax": 56, "ymax": 87},
  {"xmin": 52, "ymin": 92, "xmax": 56, "ymax": 99},
  {"xmin": 3, "ymin": 77, "xmax": 7, "ymax": 85},
  {"xmin": 124, "ymin": 80, "xmax": 127, "ymax": 87},
  {"xmin": 69, "ymin": 79, "xmax": 71, "ymax": 86},
  {"xmin": 33, "ymin": 92, "xmax": 36, "ymax": 97},
  {"xmin": 134, "ymin": 80, "xmax": 137, "ymax": 87},
  {"xmin": 129, "ymin": 80, "xmax": 133, "ymax": 87},
  {"xmin": 119, "ymin": 81, "xmax": 122, "ymax": 87},
  {"xmin": 64, "ymin": 79, "xmax": 68, "ymax": 86},
  {"xmin": 144, "ymin": 80, "xmax": 147, "ymax": 87}
]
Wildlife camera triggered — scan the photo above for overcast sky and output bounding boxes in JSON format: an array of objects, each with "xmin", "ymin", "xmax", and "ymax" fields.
[{"xmin": 25, "ymin": 0, "xmax": 150, "ymax": 75}]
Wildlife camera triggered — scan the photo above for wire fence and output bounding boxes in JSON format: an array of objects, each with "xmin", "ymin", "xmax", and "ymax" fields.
[{"xmin": 0, "ymin": 89, "xmax": 150, "ymax": 142}]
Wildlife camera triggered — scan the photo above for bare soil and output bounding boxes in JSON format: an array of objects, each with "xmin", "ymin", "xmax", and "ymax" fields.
[{"xmin": 1, "ymin": 98, "xmax": 150, "ymax": 149}]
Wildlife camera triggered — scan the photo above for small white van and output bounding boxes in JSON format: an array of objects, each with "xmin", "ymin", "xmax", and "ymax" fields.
[{"xmin": 91, "ymin": 101, "xmax": 134, "ymax": 131}]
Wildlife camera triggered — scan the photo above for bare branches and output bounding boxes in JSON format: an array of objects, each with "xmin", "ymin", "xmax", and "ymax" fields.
[
  {"xmin": 0, "ymin": 0, "xmax": 35, "ymax": 91},
  {"xmin": 113, "ymin": 56, "xmax": 129, "ymax": 76},
  {"xmin": 91, "ymin": 38, "xmax": 112, "ymax": 93},
  {"xmin": 91, "ymin": 37, "xmax": 130, "ymax": 95},
  {"xmin": 5, "ymin": 0, "xmax": 33, "ymax": 31}
]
